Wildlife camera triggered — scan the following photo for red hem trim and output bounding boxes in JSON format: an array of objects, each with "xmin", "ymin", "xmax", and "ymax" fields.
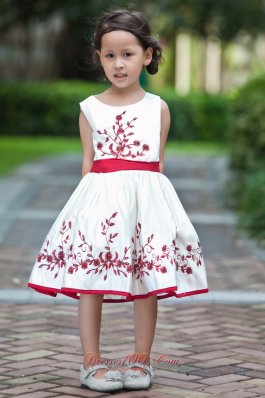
[{"xmin": 28, "ymin": 283, "xmax": 208, "ymax": 302}]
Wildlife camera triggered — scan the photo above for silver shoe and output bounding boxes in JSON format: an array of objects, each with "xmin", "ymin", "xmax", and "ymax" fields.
[
  {"xmin": 80, "ymin": 363, "xmax": 123, "ymax": 392},
  {"xmin": 123, "ymin": 362, "xmax": 154, "ymax": 390}
]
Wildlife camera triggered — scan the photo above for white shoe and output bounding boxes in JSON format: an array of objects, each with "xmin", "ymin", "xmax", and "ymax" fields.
[
  {"xmin": 80, "ymin": 363, "xmax": 123, "ymax": 392},
  {"xmin": 123, "ymin": 362, "xmax": 154, "ymax": 390}
]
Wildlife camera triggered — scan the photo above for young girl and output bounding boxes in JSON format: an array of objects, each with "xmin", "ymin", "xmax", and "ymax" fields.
[{"xmin": 28, "ymin": 8, "xmax": 208, "ymax": 393}]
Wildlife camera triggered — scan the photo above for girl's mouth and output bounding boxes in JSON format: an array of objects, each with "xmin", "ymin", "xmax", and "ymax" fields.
[{"xmin": 114, "ymin": 74, "xmax": 127, "ymax": 80}]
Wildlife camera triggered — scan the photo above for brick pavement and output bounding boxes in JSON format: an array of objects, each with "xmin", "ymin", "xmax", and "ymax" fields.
[
  {"xmin": 0, "ymin": 154, "xmax": 265, "ymax": 396},
  {"xmin": 0, "ymin": 303, "xmax": 265, "ymax": 397}
]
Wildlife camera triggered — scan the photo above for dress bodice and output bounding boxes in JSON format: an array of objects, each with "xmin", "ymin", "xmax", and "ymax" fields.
[{"xmin": 79, "ymin": 92, "xmax": 161, "ymax": 162}]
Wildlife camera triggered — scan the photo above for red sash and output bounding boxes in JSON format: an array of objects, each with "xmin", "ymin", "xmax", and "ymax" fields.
[{"xmin": 90, "ymin": 159, "xmax": 160, "ymax": 173}]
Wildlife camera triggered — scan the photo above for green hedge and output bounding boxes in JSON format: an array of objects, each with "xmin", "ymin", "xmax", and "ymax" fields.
[
  {"xmin": 0, "ymin": 81, "xmax": 230, "ymax": 141},
  {"xmin": 0, "ymin": 81, "xmax": 107, "ymax": 137},
  {"xmin": 229, "ymin": 74, "xmax": 265, "ymax": 244},
  {"xmin": 238, "ymin": 170, "xmax": 265, "ymax": 244},
  {"xmin": 229, "ymin": 74, "xmax": 265, "ymax": 173},
  {"xmin": 162, "ymin": 90, "xmax": 230, "ymax": 141}
]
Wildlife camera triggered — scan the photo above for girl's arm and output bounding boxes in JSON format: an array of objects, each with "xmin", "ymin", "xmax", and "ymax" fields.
[
  {"xmin": 79, "ymin": 111, "xmax": 95, "ymax": 177},
  {"xmin": 159, "ymin": 99, "xmax": 171, "ymax": 174}
]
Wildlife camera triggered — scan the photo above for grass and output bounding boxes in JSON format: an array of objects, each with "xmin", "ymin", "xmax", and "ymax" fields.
[{"xmin": 0, "ymin": 136, "xmax": 228, "ymax": 176}]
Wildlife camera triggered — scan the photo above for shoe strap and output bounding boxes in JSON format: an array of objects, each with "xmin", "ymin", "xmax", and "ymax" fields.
[
  {"xmin": 128, "ymin": 362, "xmax": 154, "ymax": 377},
  {"xmin": 83, "ymin": 363, "xmax": 109, "ymax": 377}
]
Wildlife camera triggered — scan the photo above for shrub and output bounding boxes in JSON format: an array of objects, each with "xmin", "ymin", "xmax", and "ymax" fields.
[
  {"xmin": 0, "ymin": 80, "xmax": 107, "ymax": 137},
  {"xmin": 156, "ymin": 89, "xmax": 230, "ymax": 141},
  {"xmin": 0, "ymin": 81, "xmax": 230, "ymax": 141},
  {"xmin": 228, "ymin": 74, "xmax": 265, "ymax": 244},
  {"xmin": 229, "ymin": 74, "xmax": 265, "ymax": 173},
  {"xmin": 237, "ymin": 170, "xmax": 265, "ymax": 245}
]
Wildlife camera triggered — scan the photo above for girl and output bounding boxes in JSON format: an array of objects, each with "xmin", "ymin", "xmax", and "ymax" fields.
[{"xmin": 28, "ymin": 8, "xmax": 208, "ymax": 393}]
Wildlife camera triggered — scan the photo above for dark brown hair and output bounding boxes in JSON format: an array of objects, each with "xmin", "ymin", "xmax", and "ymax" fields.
[{"xmin": 91, "ymin": 9, "xmax": 163, "ymax": 75}]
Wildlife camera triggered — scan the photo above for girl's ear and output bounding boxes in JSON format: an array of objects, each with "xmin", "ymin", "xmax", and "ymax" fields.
[
  {"xmin": 144, "ymin": 47, "xmax": 153, "ymax": 66},
  {"xmin": 96, "ymin": 50, "xmax": 101, "ymax": 60}
]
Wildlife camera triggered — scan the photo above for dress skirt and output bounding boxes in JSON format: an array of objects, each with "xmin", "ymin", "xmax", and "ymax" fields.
[{"xmin": 28, "ymin": 169, "xmax": 208, "ymax": 302}]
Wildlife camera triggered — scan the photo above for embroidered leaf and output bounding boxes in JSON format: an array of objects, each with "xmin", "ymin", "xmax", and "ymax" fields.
[{"xmin": 104, "ymin": 274, "xmax": 107, "ymax": 281}]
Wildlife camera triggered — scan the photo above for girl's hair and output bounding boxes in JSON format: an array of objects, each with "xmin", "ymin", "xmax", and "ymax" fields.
[{"xmin": 92, "ymin": 9, "xmax": 163, "ymax": 75}]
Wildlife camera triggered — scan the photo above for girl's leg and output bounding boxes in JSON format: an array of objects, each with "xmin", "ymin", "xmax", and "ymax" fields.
[
  {"xmin": 78, "ymin": 293, "xmax": 106, "ymax": 378},
  {"xmin": 132, "ymin": 294, "xmax": 157, "ymax": 373}
]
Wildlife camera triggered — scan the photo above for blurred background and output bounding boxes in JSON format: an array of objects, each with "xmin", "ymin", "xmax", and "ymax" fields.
[{"xmin": 0, "ymin": 0, "xmax": 265, "ymax": 244}]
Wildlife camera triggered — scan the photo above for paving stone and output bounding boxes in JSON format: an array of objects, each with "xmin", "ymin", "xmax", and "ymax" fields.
[
  {"xmin": 198, "ymin": 374, "xmax": 250, "ymax": 385},
  {"xmin": 0, "ymin": 382, "xmax": 59, "ymax": 395},
  {"xmin": 213, "ymin": 392, "xmax": 259, "ymax": 398},
  {"xmin": 3, "ymin": 373, "xmax": 59, "ymax": 385},
  {"xmin": 154, "ymin": 385, "xmax": 211, "ymax": 397},
  {"xmin": 3, "ymin": 350, "xmax": 56, "ymax": 361},
  {"xmin": 49, "ymin": 386, "xmax": 106, "ymax": 396},
  {"xmin": 10, "ymin": 393, "xmax": 58, "ymax": 398}
]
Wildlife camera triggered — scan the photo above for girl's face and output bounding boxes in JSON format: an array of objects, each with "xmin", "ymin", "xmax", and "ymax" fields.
[{"xmin": 97, "ymin": 30, "xmax": 152, "ymax": 90}]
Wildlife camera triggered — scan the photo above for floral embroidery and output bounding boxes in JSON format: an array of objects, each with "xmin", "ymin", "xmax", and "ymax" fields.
[
  {"xmin": 37, "ymin": 213, "xmax": 203, "ymax": 282},
  {"xmin": 96, "ymin": 111, "xmax": 149, "ymax": 159},
  {"xmin": 37, "ymin": 220, "xmax": 72, "ymax": 279}
]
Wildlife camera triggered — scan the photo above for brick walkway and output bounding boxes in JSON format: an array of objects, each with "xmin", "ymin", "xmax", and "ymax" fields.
[{"xmin": 0, "ymin": 154, "xmax": 265, "ymax": 397}]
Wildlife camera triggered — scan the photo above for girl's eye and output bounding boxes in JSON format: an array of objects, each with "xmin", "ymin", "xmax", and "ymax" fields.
[
  {"xmin": 106, "ymin": 54, "xmax": 113, "ymax": 58},
  {"xmin": 124, "ymin": 53, "xmax": 132, "ymax": 57}
]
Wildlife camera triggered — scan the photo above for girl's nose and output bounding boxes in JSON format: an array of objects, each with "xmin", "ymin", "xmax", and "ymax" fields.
[{"xmin": 114, "ymin": 57, "xmax": 124, "ymax": 69}]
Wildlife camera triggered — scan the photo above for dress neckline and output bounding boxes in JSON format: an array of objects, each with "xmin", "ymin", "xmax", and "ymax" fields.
[{"xmin": 92, "ymin": 92, "xmax": 148, "ymax": 108}]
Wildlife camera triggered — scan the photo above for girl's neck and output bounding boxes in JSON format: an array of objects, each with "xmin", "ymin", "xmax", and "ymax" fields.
[{"xmin": 106, "ymin": 84, "xmax": 145, "ymax": 99}]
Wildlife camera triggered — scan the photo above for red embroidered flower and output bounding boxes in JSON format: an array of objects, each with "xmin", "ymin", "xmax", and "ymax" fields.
[
  {"xmin": 81, "ymin": 260, "xmax": 88, "ymax": 269},
  {"xmin": 160, "ymin": 266, "xmax": 167, "ymax": 273},
  {"xmin": 105, "ymin": 252, "xmax": 112, "ymax": 261},
  {"xmin": 97, "ymin": 142, "xmax": 103, "ymax": 150},
  {"xmin": 161, "ymin": 245, "xmax": 168, "ymax": 252},
  {"xmin": 116, "ymin": 115, "xmax": 122, "ymax": 121},
  {"xmin": 68, "ymin": 266, "xmax": 74, "ymax": 274},
  {"xmin": 117, "ymin": 127, "xmax": 124, "ymax": 134},
  {"xmin": 133, "ymin": 140, "xmax": 140, "ymax": 146},
  {"xmin": 58, "ymin": 251, "xmax": 65, "ymax": 261},
  {"xmin": 142, "ymin": 144, "xmax": 149, "ymax": 151},
  {"xmin": 186, "ymin": 267, "xmax": 192, "ymax": 274},
  {"xmin": 186, "ymin": 245, "xmax": 192, "ymax": 252}
]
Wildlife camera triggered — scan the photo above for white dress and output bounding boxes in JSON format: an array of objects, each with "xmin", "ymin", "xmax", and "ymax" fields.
[{"xmin": 28, "ymin": 92, "xmax": 208, "ymax": 302}]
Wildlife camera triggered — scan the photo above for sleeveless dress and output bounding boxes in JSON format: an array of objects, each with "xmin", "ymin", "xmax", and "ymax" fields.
[{"xmin": 28, "ymin": 92, "xmax": 208, "ymax": 302}]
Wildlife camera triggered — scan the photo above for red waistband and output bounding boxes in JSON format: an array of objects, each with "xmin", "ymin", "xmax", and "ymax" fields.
[{"xmin": 90, "ymin": 159, "xmax": 160, "ymax": 173}]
